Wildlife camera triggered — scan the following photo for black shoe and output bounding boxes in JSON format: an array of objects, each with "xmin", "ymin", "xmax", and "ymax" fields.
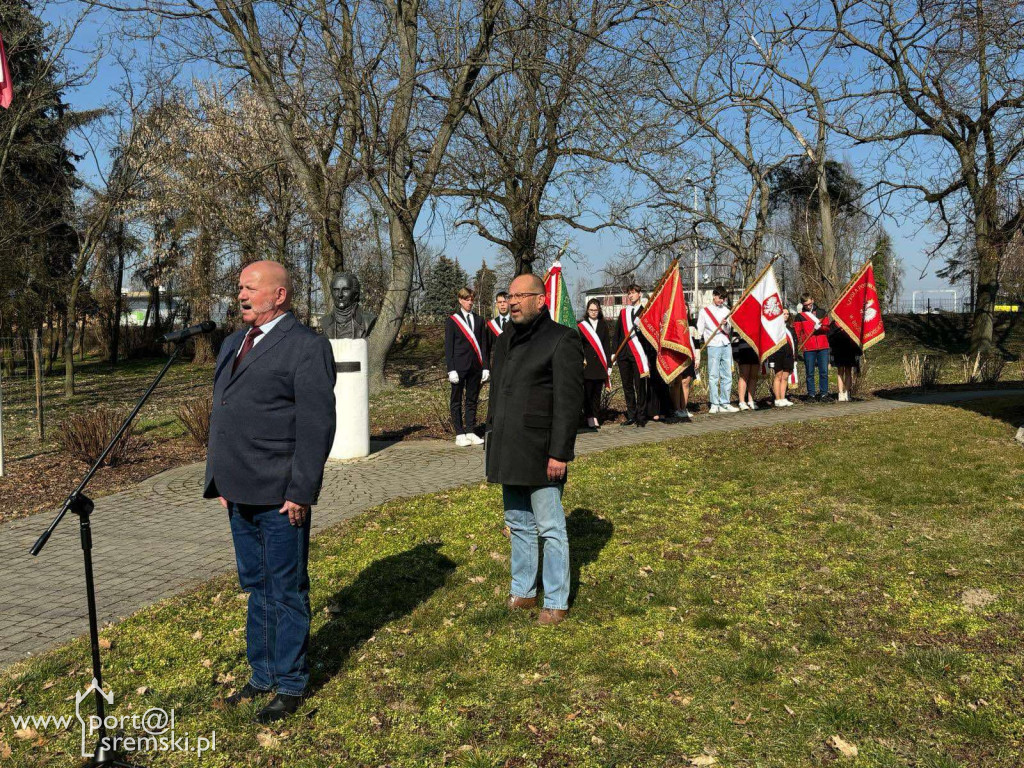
[
  {"xmin": 255, "ymin": 693, "xmax": 305, "ymax": 724},
  {"xmin": 225, "ymin": 682, "xmax": 270, "ymax": 707},
  {"xmin": 622, "ymin": 418, "xmax": 637, "ymax": 426},
  {"xmin": 662, "ymin": 415, "xmax": 680, "ymax": 424},
  {"xmin": 636, "ymin": 420, "xmax": 647, "ymax": 428}
]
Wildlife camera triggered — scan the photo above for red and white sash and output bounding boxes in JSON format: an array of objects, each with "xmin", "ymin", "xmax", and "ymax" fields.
[
  {"xmin": 619, "ymin": 309, "xmax": 650, "ymax": 376},
  {"xmin": 487, "ymin": 317, "xmax": 504, "ymax": 337},
  {"xmin": 704, "ymin": 306, "xmax": 730, "ymax": 341},
  {"xmin": 451, "ymin": 313, "xmax": 483, "ymax": 367},
  {"xmin": 578, "ymin": 320, "xmax": 611, "ymax": 389}
]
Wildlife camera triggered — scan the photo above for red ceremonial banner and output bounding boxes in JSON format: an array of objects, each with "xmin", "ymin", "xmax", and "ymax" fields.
[
  {"xmin": 0, "ymin": 35, "xmax": 12, "ymax": 110},
  {"xmin": 637, "ymin": 263, "xmax": 694, "ymax": 382},
  {"xmin": 831, "ymin": 262, "xmax": 885, "ymax": 350}
]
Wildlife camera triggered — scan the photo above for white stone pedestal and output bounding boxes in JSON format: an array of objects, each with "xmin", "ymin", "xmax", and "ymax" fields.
[{"xmin": 329, "ymin": 338, "xmax": 370, "ymax": 460}]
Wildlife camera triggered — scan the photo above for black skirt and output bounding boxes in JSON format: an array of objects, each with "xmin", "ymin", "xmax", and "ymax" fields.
[
  {"xmin": 830, "ymin": 331, "xmax": 861, "ymax": 369},
  {"xmin": 734, "ymin": 340, "xmax": 759, "ymax": 366},
  {"xmin": 766, "ymin": 342, "xmax": 794, "ymax": 373}
]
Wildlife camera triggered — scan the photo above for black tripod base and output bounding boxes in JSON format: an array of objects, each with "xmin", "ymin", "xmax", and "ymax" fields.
[{"xmin": 89, "ymin": 741, "xmax": 145, "ymax": 768}]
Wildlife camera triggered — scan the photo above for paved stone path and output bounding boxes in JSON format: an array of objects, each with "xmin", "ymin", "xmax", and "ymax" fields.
[{"xmin": 0, "ymin": 388, "xmax": 1017, "ymax": 667}]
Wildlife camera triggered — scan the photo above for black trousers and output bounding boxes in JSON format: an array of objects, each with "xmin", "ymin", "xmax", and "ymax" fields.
[
  {"xmin": 647, "ymin": 369, "xmax": 673, "ymax": 418},
  {"xmin": 450, "ymin": 368, "xmax": 482, "ymax": 434},
  {"xmin": 583, "ymin": 379, "xmax": 604, "ymax": 422},
  {"xmin": 617, "ymin": 356, "xmax": 647, "ymax": 421}
]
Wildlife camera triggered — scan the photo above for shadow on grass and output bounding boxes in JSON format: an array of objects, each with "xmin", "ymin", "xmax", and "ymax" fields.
[
  {"xmin": 566, "ymin": 508, "xmax": 614, "ymax": 607},
  {"xmin": 876, "ymin": 388, "xmax": 1024, "ymax": 429},
  {"xmin": 308, "ymin": 542, "xmax": 456, "ymax": 694},
  {"xmin": 890, "ymin": 312, "xmax": 1023, "ymax": 357}
]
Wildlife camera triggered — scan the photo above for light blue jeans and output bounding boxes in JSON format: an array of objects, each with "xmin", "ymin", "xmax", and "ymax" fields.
[
  {"xmin": 503, "ymin": 484, "xmax": 570, "ymax": 611},
  {"xmin": 706, "ymin": 344, "xmax": 733, "ymax": 406}
]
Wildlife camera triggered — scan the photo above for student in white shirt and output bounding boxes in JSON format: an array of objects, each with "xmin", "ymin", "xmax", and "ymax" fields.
[{"xmin": 695, "ymin": 286, "xmax": 738, "ymax": 413}]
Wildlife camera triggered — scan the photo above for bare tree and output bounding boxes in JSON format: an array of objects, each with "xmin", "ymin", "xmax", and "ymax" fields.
[
  {"xmin": 824, "ymin": 0, "xmax": 1024, "ymax": 352},
  {"xmin": 436, "ymin": 0, "xmax": 654, "ymax": 275}
]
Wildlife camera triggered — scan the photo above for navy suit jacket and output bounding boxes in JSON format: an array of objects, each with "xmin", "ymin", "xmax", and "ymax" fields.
[{"xmin": 204, "ymin": 312, "xmax": 336, "ymax": 506}]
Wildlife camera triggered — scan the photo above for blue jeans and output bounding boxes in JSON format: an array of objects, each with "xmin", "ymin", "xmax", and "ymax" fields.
[
  {"xmin": 706, "ymin": 345, "xmax": 733, "ymax": 406},
  {"xmin": 803, "ymin": 349, "xmax": 830, "ymax": 396},
  {"xmin": 228, "ymin": 502, "xmax": 311, "ymax": 695},
  {"xmin": 503, "ymin": 485, "xmax": 570, "ymax": 611}
]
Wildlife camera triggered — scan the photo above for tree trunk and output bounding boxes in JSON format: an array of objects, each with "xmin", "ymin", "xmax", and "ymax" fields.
[
  {"xmin": 367, "ymin": 216, "xmax": 416, "ymax": 391},
  {"xmin": 816, "ymin": 158, "xmax": 839, "ymax": 304},
  {"xmin": 109, "ymin": 219, "xmax": 125, "ymax": 365},
  {"xmin": 970, "ymin": 215, "xmax": 999, "ymax": 354}
]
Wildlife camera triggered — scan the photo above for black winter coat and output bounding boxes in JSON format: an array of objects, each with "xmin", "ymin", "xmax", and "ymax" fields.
[{"xmin": 486, "ymin": 309, "xmax": 584, "ymax": 486}]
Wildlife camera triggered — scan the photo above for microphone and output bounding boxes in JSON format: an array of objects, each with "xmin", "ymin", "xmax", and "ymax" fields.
[{"xmin": 159, "ymin": 320, "xmax": 217, "ymax": 344}]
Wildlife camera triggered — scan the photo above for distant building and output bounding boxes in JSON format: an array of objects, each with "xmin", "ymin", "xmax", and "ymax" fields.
[{"xmin": 122, "ymin": 289, "xmax": 231, "ymax": 326}]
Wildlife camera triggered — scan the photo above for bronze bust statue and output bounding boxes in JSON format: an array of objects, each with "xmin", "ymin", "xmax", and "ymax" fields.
[{"xmin": 319, "ymin": 271, "xmax": 377, "ymax": 339}]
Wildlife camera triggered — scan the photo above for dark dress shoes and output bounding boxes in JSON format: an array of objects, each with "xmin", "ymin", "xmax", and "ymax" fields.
[
  {"xmin": 636, "ymin": 419, "xmax": 647, "ymax": 428},
  {"xmin": 255, "ymin": 693, "xmax": 305, "ymax": 724},
  {"xmin": 622, "ymin": 418, "xmax": 637, "ymax": 426},
  {"xmin": 538, "ymin": 608, "xmax": 568, "ymax": 626},
  {"xmin": 225, "ymin": 682, "xmax": 269, "ymax": 707}
]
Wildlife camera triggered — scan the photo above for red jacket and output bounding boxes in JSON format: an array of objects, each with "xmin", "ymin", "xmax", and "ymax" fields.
[{"xmin": 793, "ymin": 307, "xmax": 830, "ymax": 352}]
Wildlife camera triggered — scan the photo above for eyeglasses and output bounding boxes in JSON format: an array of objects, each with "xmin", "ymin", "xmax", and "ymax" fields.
[{"xmin": 507, "ymin": 292, "xmax": 543, "ymax": 301}]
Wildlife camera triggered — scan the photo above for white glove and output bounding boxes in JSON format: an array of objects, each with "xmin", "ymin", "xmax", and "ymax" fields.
[
  {"xmin": 607, "ymin": 367, "xmax": 612, "ymax": 377},
  {"xmin": 813, "ymin": 320, "xmax": 821, "ymax": 330},
  {"xmin": 448, "ymin": 371, "xmax": 459, "ymax": 384},
  {"xmin": 481, "ymin": 369, "xmax": 490, "ymax": 383}
]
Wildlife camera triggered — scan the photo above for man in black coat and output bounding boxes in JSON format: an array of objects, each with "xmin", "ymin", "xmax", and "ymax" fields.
[
  {"xmin": 486, "ymin": 273, "xmax": 584, "ymax": 626},
  {"xmin": 205, "ymin": 260, "xmax": 336, "ymax": 724},
  {"xmin": 444, "ymin": 286, "xmax": 490, "ymax": 446}
]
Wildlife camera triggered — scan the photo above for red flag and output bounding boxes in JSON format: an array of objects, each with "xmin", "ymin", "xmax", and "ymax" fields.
[
  {"xmin": 831, "ymin": 262, "xmax": 885, "ymax": 350},
  {"xmin": 730, "ymin": 264, "xmax": 788, "ymax": 362},
  {"xmin": 0, "ymin": 35, "xmax": 12, "ymax": 110},
  {"xmin": 637, "ymin": 263, "xmax": 694, "ymax": 382}
]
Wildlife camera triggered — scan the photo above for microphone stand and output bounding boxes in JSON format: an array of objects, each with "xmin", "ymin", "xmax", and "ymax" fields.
[{"xmin": 30, "ymin": 341, "xmax": 191, "ymax": 767}]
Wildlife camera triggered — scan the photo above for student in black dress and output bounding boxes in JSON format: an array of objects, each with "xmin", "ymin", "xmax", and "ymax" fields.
[
  {"xmin": 766, "ymin": 307, "xmax": 796, "ymax": 407},
  {"xmin": 733, "ymin": 333, "xmax": 760, "ymax": 410},
  {"xmin": 577, "ymin": 299, "xmax": 612, "ymax": 428},
  {"xmin": 829, "ymin": 325, "xmax": 862, "ymax": 402}
]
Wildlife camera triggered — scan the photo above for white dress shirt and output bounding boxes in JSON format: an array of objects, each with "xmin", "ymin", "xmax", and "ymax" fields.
[
  {"xmin": 238, "ymin": 311, "xmax": 288, "ymax": 356},
  {"xmin": 697, "ymin": 303, "xmax": 731, "ymax": 347}
]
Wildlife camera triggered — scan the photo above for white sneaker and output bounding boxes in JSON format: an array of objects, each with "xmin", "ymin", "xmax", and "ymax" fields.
[
  {"xmin": 748, "ymin": 400, "xmax": 759, "ymax": 410},
  {"xmin": 466, "ymin": 432, "xmax": 484, "ymax": 445},
  {"xmin": 722, "ymin": 404, "xmax": 740, "ymax": 413},
  {"xmin": 455, "ymin": 434, "xmax": 470, "ymax": 447},
  {"xmin": 774, "ymin": 399, "xmax": 786, "ymax": 407},
  {"xmin": 738, "ymin": 402, "xmax": 750, "ymax": 411},
  {"xmin": 709, "ymin": 404, "xmax": 722, "ymax": 414},
  {"xmin": 839, "ymin": 392, "xmax": 850, "ymax": 402},
  {"xmin": 781, "ymin": 398, "xmax": 794, "ymax": 406}
]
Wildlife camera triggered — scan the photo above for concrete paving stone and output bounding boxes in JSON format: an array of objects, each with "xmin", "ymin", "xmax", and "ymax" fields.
[{"xmin": 0, "ymin": 388, "xmax": 1016, "ymax": 666}]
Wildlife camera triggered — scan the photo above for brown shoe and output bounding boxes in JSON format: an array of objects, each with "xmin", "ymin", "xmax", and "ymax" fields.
[
  {"xmin": 537, "ymin": 608, "xmax": 568, "ymax": 625},
  {"xmin": 507, "ymin": 595, "xmax": 538, "ymax": 610}
]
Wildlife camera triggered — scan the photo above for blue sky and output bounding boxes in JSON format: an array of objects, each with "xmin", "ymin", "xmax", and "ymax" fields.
[{"xmin": 47, "ymin": 2, "xmax": 954, "ymax": 305}]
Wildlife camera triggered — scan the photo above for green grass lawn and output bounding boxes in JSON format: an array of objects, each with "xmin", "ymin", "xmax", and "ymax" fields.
[{"xmin": 2, "ymin": 397, "xmax": 1023, "ymax": 766}]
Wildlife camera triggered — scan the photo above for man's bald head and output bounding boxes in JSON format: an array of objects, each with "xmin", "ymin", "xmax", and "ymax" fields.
[
  {"xmin": 508, "ymin": 273, "xmax": 547, "ymax": 325},
  {"xmin": 238, "ymin": 260, "xmax": 293, "ymax": 326}
]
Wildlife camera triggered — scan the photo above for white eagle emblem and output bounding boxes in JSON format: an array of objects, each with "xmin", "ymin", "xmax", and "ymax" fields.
[
  {"xmin": 761, "ymin": 293, "xmax": 783, "ymax": 320},
  {"xmin": 863, "ymin": 299, "xmax": 878, "ymax": 323}
]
